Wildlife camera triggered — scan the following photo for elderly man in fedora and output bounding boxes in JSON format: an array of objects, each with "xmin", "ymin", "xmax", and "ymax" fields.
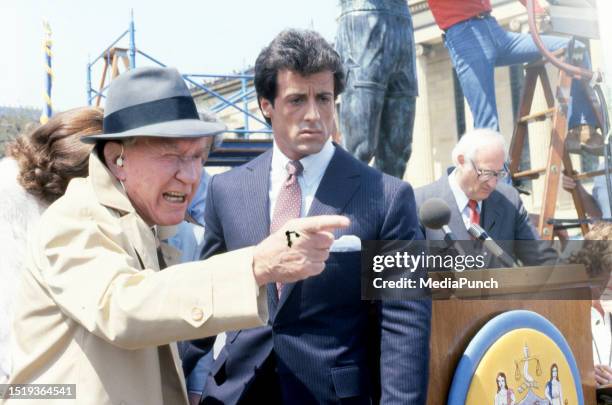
[{"xmin": 4, "ymin": 67, "xmax": 348, "ymax": 405}]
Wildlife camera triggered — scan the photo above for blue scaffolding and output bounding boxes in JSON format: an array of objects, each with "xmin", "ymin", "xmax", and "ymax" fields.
[{"xmin": 86, "ymin": 12, "xmax": 272, "ymax": 166}]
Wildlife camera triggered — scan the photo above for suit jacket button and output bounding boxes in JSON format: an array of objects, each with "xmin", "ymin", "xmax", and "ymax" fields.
[{"xmin": 191, "ymin": 307, "xmax": 204, "ymax": 321}]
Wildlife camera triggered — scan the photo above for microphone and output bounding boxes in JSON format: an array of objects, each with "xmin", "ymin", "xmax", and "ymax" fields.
[
  {"xmin": 419, "ymin": 198, "xmax": 466, "ymax": 255},
  {"xmin": 468, "ymin": 223, "xmax": 517, "ymax": 268},
  {"xmin": 419, "ymin": 198, "xmax": 455, "ymax": 242}
]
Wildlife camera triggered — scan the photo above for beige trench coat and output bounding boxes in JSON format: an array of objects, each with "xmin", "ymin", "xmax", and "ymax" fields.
[{"xmin": 3, "ymin": 153, "xmax": 268, "ymax": 405}]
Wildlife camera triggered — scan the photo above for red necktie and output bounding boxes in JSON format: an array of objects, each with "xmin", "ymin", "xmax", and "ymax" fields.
[
  {"xmin": 270, "ymin": 160, "xmax": 303, "ymax": 296},
  {"xmin": 468, "ymin": 199, "xmax": 480, "ymax": 225}
]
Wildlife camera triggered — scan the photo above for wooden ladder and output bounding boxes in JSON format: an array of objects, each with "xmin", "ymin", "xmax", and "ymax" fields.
[
  {"xmin": 95, "ymin": 47, "xmax": 131, "ymax": 107},
  {"xmin": 508, "ymin": 52, "xmax": 604, "ymax": 240}
]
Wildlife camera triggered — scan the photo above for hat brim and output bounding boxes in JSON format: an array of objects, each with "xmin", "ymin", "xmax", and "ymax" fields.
[{"xmin": 81, "ymin": 119, "xmax": 226, "ymax": 144}]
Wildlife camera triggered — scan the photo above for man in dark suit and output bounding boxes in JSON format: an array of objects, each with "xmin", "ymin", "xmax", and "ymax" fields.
[
  {"xmin": 187, "ymin": 29, "xmax": 431, "ymax": 404},
  {"xmin": 414, "ymin": 128, "xmax": 555, "ymax": 265}
]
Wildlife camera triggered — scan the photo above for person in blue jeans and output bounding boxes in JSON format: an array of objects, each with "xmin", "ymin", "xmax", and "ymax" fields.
[{"xmin": 434, "ymin": 1, "xmax": 603, "ymax": 153}]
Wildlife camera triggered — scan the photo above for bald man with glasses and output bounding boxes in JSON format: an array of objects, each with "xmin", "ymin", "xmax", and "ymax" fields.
[{"xmin": 414, "ymin": 128, "xmax": 556, "ymax": 266}]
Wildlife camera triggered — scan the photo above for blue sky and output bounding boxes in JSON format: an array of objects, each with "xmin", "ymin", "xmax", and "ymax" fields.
[{"xmin": 0, "ymin": 1, "xmax": 340, "ymax": 110}]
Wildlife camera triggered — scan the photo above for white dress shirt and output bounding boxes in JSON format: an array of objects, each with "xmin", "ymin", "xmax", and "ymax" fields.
[
  {"xmin": 269, "ymin": 138, "xmax": 335, "ymax": 220},
  {"xmin": 448, "ymin": 169, "xmax": 482, "ymax": 230}
]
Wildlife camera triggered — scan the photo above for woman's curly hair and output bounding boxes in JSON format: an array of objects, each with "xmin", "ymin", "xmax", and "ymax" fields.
[{"xmin": 5, "ymin": 106, "xmax": 103, "ymax": 205}]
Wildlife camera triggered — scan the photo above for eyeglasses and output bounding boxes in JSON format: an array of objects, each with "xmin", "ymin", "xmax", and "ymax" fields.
[{"xmin": 470, "ymin": 160, "xmax": 507, "ymax": 181}]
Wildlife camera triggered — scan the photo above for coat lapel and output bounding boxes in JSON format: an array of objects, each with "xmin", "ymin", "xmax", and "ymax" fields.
[
  {"xmin": 119, "ymin": 213, "xmax": 160, "ymax": 271},
  {"xmin": 244, "ymin": 151, "xmax": 279, "ymax": 308},
  {"xmin": 306, "ymin": 147, "xmax": 361, "ymax": 218},
  {"xmin": 245, "ymin": 150, "xmax": 273, "ymax": 243},
  {"xmin": 477, "ymin": 192, "xmax": 504, "ymax": 268},
  {"xmin": 88, "ymin": 152, "xmax": 162, "ymax": 271},
  {"xmin": 438, "ymin": 175, "xmax": 470, "ymax": 240},
  {"xmin": 481, "ymin": 192, "xmax": 503, "ymax": 237},
  {"xmin": 276, "ymin": 147, "xmax": 361, "ymax": 313}
]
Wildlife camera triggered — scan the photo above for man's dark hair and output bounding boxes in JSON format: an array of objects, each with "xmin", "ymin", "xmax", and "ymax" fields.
[{"xmin": 254, "ymin": 29, "xmax": 345, "ymax": 124}]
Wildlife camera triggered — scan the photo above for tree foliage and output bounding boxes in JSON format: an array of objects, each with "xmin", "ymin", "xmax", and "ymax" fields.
[{"xmin": 0, "ymin": 107, "xmax": 40, "ymax": 157}]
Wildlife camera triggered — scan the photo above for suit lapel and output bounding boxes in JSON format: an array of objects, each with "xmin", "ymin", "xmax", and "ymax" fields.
[
  {"xmin": 244, "ymin": 151, "xmax": 280, "ymax": 308},
  {"xmin": 276, "ymin": 147, "xmax": 361, "ymax": 313},
  {"xmin": 477, "ymin": 192, "xmax": 503, "ymax": 268},
  {"xmin": 482, "ymin": 192, "xmax": 502, "ymax": 236},
  {"xmin": 245, "ymin": 150, "xmax": 273, "ymax": 242},
  {"xmin": 438, "ymin": 175, "xmax": 470, "ymax": 240},
  {"xmin": 306, "ymin": 147, "xmax": 361, "ymax": 218}
]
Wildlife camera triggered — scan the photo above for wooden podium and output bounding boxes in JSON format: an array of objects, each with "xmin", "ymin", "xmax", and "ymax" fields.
[{"xmin": 426, "ymin": 264, "xmax": 604, "ymax": 405}]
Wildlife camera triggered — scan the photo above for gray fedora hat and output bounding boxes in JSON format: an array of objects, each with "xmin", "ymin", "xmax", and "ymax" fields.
[{"xmin": 82, "ymin": 66, "xmax": 225, "ymax": 143}]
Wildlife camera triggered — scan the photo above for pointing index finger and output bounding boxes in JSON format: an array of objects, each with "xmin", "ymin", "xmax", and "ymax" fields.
[{"xmin": 295, "ymin": 215, "xmax": 350, "ymax": 234}]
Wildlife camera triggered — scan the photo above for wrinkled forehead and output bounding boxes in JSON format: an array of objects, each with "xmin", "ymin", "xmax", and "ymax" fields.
[{"xmin": 471, "ymin": 145, "xmax": 506, "ymax": 167}]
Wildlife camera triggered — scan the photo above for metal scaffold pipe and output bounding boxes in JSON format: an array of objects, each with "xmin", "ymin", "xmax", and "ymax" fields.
[{"xmin": 129, "ymin": 9, "xmax": 136, "ymax": 69}]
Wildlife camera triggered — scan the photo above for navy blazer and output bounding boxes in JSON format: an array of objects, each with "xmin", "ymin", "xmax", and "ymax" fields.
[
  {"xmin": 191, "ymin": 146, "xmax": 431, "ymax": 404},
  {"xmin": 414, "ymin": 169, "xmax": 557, "ymax": 266}
]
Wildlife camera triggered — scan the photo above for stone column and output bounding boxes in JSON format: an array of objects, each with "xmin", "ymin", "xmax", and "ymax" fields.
[{"xmin": 405, "ymin": 44, "xmax": 435, "ymax": 187}]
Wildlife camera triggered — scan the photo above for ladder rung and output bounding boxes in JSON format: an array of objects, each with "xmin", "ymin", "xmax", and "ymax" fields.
[
  {"xmin": 512, "ymin": 168, "xmax": 547, "ymax": 180},
  {"xmin": 525, "ymin": 49, "xmax": 566, "ymax": 69},
  {"xmin": 573, "ymin": 169, "xmax": 607, "ymax": 181},
  {"xmin": 518, "ymin": 108, "xmax": 555, "ymax": 124}
]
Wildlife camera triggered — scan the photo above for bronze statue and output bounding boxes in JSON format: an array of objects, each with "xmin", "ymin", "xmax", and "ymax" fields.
[{"xmin": 336, "ymin": 0, "xmax": 417, "ymax": 179}]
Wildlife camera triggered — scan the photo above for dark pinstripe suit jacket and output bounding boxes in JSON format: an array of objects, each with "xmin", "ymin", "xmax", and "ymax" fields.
[
  {"xmin": 414, "ymin": 169, "xmax": 557, "ymax": 266},
  {"xmin": 192, "ymin": 146, "xmax": 431, "ymax": 404}
]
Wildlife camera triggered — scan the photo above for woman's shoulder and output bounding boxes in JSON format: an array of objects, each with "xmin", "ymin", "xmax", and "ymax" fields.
[
  {"xmin": 0, "ymin": 156, "xmax": 19, "ymax": 181},
  {"xmin": 0, "ymin": 157, "xmax": 25, "ymax": 199},
  {"xmin": 0, "ymin": 157, "xmax": 45, "ymax": 221}
]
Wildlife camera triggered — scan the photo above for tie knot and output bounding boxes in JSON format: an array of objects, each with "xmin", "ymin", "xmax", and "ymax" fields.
[
  {"xmin": 468, "ymin": 199, "xmax": 479, "ymax": 210},
  {"xmin": 286, "ymin": 160, "xmax": 303, "ymax": 177}
]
